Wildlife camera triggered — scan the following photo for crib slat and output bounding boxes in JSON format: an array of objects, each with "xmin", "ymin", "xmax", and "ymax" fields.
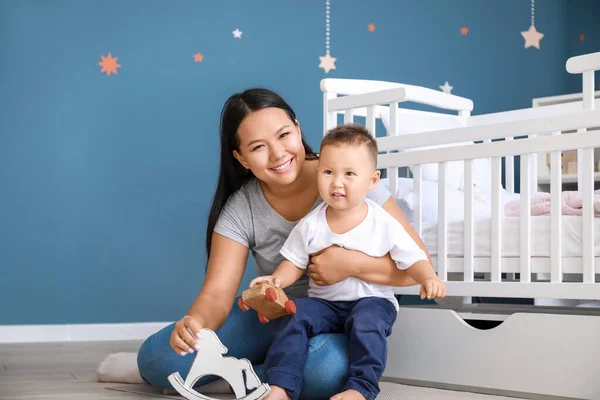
[
  {"xmin": 344, "ymin": 109, "xmax": 354, "ymax": 124},
  {"xmin": 323, "ymin": 92, "xmax": 337, "ymax": 135},
  {"xmin": 581, "ymin": 70, "xmax": 595, "ymax": 283},
  {"xmin": 491, "ymin": 157, "xmax": 502, "ymax": 282},
  {"xmin": 413, "ymin": 165, "xmax": 422, "ymax": 238},
  {"xmin": 366, "ymin": 106, "xmax": 376, "ymax": 136},
  {"xmin": 550, "ymin": 132, "xmax": 562, "ymax": 283},
  {"xmin": 505, "ymin": 138, "xmax": 515, "ymax": 193},
  {"xmin": 464, "ymin": 159, "xmax": 474, "ymax": 282},
  {"xmin": 387, "ymin": 102, "xmax": 399, "ymax": 201},
  {"xmin": 520, "ymin": 154, "xmax": 532, "ymax": 282},
  {"xmin": 438, "ymin": 162, "xmax": 448, "ymax": 281},
  {"xmin": 582, "ymin": 147, "xmax": 595, "ymax": 283},
  {"xmin": 530, "ymin": 135, "xmax": 538, "ymax": 193}
]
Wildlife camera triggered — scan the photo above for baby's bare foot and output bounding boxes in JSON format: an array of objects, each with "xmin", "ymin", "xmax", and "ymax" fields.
[
  {"xmin": 265, "ymin": 385, "xmax": 291, "ymax": 400},
  {"xmin": 330, "ymin": 389, "xmax": 367, "ymax": 400}
]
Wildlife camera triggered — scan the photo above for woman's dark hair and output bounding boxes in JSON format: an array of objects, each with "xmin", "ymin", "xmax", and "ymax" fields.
[{"xmin": 206, "ymin": 88, "xmax": 317, "ymax": 259}]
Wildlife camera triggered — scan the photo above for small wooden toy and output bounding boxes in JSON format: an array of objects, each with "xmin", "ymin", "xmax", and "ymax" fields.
[
  {"xmin": 168, "ymin": 328, "xmax": 270, "ymax": 400},
  {"xmin": 238, "ymin": 281, "xmax": 297, "ymax": 323}
]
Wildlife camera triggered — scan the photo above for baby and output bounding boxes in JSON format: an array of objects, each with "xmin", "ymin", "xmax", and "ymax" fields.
[{"xmin": 250, "ymin": 123, "xmax": 446, "ymax": 400}]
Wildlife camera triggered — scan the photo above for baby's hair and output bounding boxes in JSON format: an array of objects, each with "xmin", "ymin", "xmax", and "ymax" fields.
[{"xmin": 320, "ymin": 123, "xmax": 378, "ymax": 167}]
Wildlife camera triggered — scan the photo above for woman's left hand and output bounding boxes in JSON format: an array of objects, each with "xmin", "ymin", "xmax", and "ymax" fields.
[{"xmin": 308, "ymin": 245, "xmax": 356, "ymax": 286}]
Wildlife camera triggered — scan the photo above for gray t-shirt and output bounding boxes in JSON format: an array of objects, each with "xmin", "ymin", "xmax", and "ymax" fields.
[{"xmin": 213, "ymin": 178, "xmax": 392, "ymax": 299}]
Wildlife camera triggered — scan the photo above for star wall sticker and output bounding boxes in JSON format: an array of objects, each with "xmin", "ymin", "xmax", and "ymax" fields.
[
  {"xmin": 194, "ymin": 53, "xmax": 204, "ymax": 62},
  {"xmin": 580, "ymin": 34, "xmax": 585, "ymax": 42},
  {"xmin": 319, "ymin": 53, "xmax": 337, "ymax": 74},
  {"xmin": 232, "ymin": 28, "xmax": 243, "ymax": 39},
  {"xmin": 521, "ymin": 24, "xmax": 544, "ymax": 49},
  {"xmin": 439, "ymin": 81, "xmax": 453, "ymax": 94},
  {"xmin": 460, "ymin": 26, "xmax": 469, "ymax": 35},
  {"xmin": 98, "ymin": 53, "xmax": 121, "ymax": 76},
  {"xmin": 368, "ymin": 23, "xmax": 376, "ymax": 32}
]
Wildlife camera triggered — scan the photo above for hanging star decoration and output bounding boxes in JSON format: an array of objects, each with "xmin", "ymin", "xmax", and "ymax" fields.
[
  {"xmin": 368, "ymin": 23, "xmax": 376, "ymax": 32},
  {"xmin": 521, "ymin": 25, "xmax": 544, "ymax": 49},
  {"xmin": 319, "ymin": 0, "xmax": 336, "ymax": 74},
  {"xmin": 460, "ymin": 26, "xmax": 469, "ymax": 35},
  {"xmin": 319, "ymin": 53, "xmax": 337, "ymax": 74},
  {"xmin": 232, "ymin": 28, "xmax": 243, "ymax": 39},
  {"xmin": 98, "ymin": 53, "xmax": 121, "ymax": 76},
  {"xmin": 521, "ymin": 1, "xmax": 543, "ymax": 49},
  {"xmin": 194, "ymin": 53, "xmax": 204, "ymax": 63},
  {"xmin": 439, "ymin": 81, "xmax": 453, "ymax": 94},
  {"xmin": 580, "ymin": 34, "xmax": 585, "ymax": 42}
]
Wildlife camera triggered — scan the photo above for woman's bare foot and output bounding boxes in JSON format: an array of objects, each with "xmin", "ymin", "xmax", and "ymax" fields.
[
  {"xmin": 330, "ymin": 389, "xmax": 367, "ymax": 400},
  {"xmin": 265, "ymin": 385, "xmax": 291, "ymax": 400}
]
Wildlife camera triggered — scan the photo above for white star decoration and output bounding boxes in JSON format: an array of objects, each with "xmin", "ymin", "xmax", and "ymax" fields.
[
  {"xmin": 439, "ymin": 81, "xmax": 453, "ymax": 94},
  {"xmin": 232, "ymin": 28, "xmax": 243, "ymax": 39},
  {"xmin": 319, "ymin": 53, "xmax": 336, "ymax": 74},
  {"xmin": 521, "ymin": 24, "xmax": 544, "ymax": 49}
]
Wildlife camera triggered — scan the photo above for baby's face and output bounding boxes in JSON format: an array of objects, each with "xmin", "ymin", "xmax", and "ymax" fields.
[{"xmin": 317, "ymin": 144, "xmax": 380, "ymax": 212}]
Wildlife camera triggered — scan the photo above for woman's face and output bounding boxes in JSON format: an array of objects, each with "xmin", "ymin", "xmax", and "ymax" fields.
[{"xmin": 234, "ymin": 107, "xmax": 306, "ymax": 187}]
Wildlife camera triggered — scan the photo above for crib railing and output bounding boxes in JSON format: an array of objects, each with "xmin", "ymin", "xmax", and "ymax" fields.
[{"xmin": 321, "ymin": 52, "xmax": 600, "ymax": 301}]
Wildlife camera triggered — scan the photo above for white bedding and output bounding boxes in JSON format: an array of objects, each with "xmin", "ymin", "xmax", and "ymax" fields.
[
  {"xmin": 381, "ymin": 177, "xmax": 519, "ymax": 223},
  {"xmin": 382, "ymin": 178, "xmax": 600, "ymax": 258},
  {"xmin": 422, "ymin": 216, "xmax": 600, "ymax": 258}
]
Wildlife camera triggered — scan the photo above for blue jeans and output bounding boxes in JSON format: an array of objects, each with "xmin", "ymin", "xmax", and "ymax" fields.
[
  {"xmin": 263, "ymin": 297, "xmax": 397, "ymax": 400},
  {"xmin": 137, "ymin": 297, "xmax": 350, "ymax": 399}
]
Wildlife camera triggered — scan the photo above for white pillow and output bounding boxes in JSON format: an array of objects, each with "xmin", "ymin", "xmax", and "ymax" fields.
[
  {"xmin": 400, "ymin": 182, "xmax": 491, "ymax": 222},
  {"xmin": 379, "ymin": 108, "xmax": 463, "ymax": 186},
  {"xmin": 379, "ymin": 107, "xmax": 492, "ymax": 199},
  {"xmin": 380, "ymin": 177, "xmax": 489, "ymax": 222}
]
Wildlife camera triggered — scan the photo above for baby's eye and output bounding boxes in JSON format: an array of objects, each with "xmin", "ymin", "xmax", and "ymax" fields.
[
  {"xmin": 324, "ymin": 170, "xmax": 333, "ymax": 175},
  {"xmin": 346, "ymin": 172, "xmax": 355, "ymax": 176}
]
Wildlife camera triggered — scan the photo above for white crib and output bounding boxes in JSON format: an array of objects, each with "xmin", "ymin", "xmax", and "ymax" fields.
[{"xmin": 321, "ymin": 52, "xmax": 600, "ymax": 400}]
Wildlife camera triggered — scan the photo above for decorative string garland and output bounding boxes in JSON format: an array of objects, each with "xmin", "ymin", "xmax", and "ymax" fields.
[
  {"xmin": 318, "ymin": 0, "xmax": 337, "ymax": 74},
  {"xmin": 521, "ymin": 0, "xmax": 544, "ymax": 49}
]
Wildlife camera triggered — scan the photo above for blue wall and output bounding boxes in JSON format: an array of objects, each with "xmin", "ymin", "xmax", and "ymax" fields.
[
  {"xmin": 1, "ymin": 0, "xmax": 597, "ymax": 325},
  {"xmin": 565, "ymin": 0, "xmax": 600, "ymax": 93}
]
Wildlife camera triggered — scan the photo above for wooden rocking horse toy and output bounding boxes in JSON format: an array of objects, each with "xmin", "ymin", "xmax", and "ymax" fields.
[{"xmin": 168, "ymin": 329, "xmax": 270, "ymax": 400}]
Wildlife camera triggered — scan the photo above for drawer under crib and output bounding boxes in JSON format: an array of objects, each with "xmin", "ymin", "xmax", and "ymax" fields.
[{"xmin": 383, "ymin": 305, "xmax": 600, "ymax": 400}]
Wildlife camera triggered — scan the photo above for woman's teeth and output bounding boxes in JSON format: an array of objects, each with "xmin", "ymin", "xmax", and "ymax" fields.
[{"xmin": 272, "ymin": 159, "xmax": 292, "ymax": 171}]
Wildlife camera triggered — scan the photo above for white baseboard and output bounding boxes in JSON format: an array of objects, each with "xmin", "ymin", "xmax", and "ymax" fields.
[{"xmin": 0, "ymin": 322, "xmax": 173, "ymax": 343}]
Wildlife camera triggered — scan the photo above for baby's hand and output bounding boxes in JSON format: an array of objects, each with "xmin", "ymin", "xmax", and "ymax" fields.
[
  {"xmin": 249, "ymin": 275, "xmax": 281, "ymax": 288},
  {"xmin": 419, "ymin": 278, "xmax": 446, "ymax": 300}
]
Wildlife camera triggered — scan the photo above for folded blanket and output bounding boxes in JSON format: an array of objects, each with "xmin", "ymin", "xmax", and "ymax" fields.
[
  {"xmin": 505, "ymin": 190, "xmax": 600, "ymax": 217},
  {"xmin": 97, "ymin": 352, "xmax": 146, "ymax": 384}
]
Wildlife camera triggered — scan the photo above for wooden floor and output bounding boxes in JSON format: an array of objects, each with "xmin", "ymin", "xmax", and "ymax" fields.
[
  {"xmin": 0, "ymin": 340, "xmax": 154, "ymax": 399},
  {"xmin": 0, "ymin": 340, "xmax": 523, "ymax": 400}
]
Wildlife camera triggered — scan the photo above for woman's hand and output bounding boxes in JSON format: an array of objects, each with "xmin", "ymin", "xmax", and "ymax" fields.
[
  {"xmin": 308, "ymin": 245, "xmax": 358, "ymax": 286},
  {"xmin": 170, "ymin": 315, "xmax": 204, "ymax": 356}
]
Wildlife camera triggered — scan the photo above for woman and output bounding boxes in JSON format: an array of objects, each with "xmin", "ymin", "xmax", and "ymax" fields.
[{"xmin": 137, "ymin": 88, "xmax": 431, "ymax": 399}]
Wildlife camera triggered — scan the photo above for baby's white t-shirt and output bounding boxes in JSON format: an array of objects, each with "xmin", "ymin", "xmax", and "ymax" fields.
[{"xmin": 280, "ymin": 198, "xmax": 428, "ymax": 310}]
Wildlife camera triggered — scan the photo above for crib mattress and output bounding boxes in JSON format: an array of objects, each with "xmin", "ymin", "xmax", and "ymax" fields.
[{"xmin": 422, "ymin": 215, "xmax": 600, "ymax": 257}]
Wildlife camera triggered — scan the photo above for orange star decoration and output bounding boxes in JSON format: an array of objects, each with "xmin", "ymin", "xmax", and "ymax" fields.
[
  {"xmin": 460, "ymin": 26, "xmax": 469, "ymax": 35},
  {"xmin": 98, "ymin": 53, "xmax": 121, "ymax": 76},
  {"xmin": 580, "ymin": 34, "xmax": 585, "ymax": 42},
  {"xmin": 194, "ymin": 53, "xmax": 204, "ymax": 63},
  {"xmin": 368, "ymin": 23, "xmax": 376, "ymax": 32}
]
